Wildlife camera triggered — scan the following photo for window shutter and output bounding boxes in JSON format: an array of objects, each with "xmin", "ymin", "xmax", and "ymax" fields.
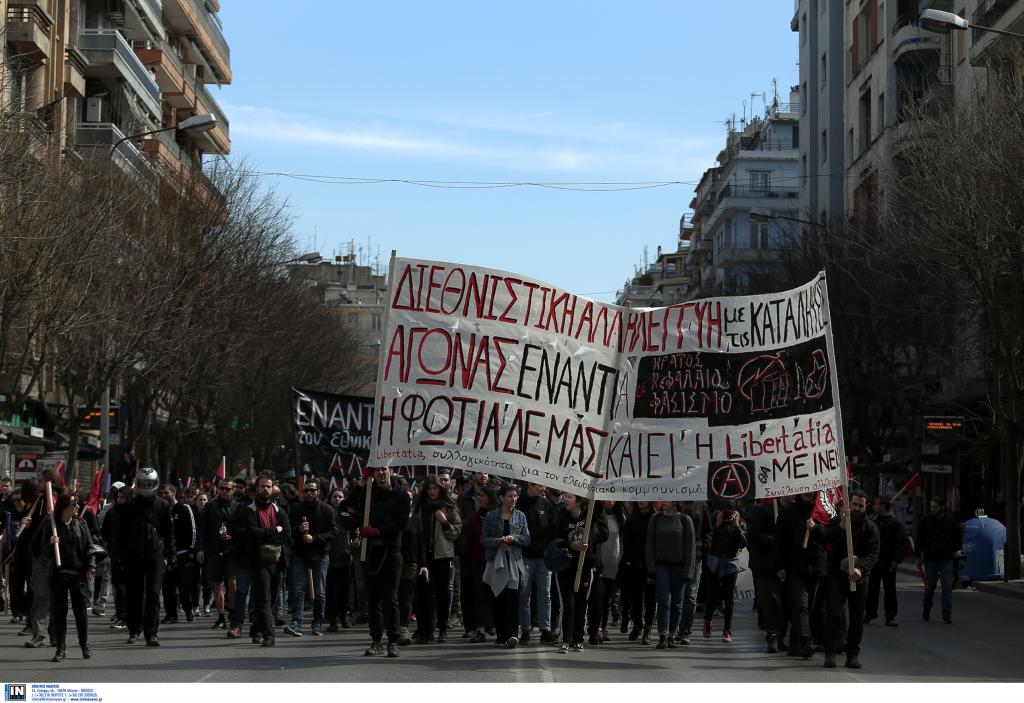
[
  {"xmin": 852, "ymin": 16, "xmax": 860, "ymax": 69},
  {"xmin": 871, "ymin": 2, "xmax": 879, "ymax": 49}
]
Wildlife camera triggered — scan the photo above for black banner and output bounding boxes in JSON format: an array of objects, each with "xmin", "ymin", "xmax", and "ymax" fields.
[
  {"xmin": 632, "ymin": 337, "xmax": 833, "ymax": 426},
  {"xmin": 291, "ymin": 388, "xmax": 374, "ymax": 478}
]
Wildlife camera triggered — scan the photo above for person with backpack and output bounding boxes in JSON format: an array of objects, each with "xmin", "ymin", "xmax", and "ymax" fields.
[
  {"xmin": 553, "ymin": 493, "xmax": 608, "ymax": 653},
  {"xmin": 702, "ymin": 502, "xmax": 747, "ymax": 642}
]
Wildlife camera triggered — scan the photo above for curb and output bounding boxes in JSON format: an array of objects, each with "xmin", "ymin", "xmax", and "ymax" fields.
[{"xmin": 898, "ymin": 564, "xmax": 1024, "ymax": 602}]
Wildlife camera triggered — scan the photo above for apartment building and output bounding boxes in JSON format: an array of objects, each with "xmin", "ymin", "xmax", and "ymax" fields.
[
  {"xmin": 615, "ymin": 221, "xmax": 694, "ymax": 308},
  {"xmin": 3, "ymin": 0, "xmax": 230, "ymax": 174},
  {"xmin": 793, "ymin": 0, "xmax": 846, "ymax": 225},
  {"xmin": 683, "ymin": 96, "xmax": 801, "ymax": 300},
  {"xmin": 287, "ymin": 256, "xmax": 389, "ymax": 397}
]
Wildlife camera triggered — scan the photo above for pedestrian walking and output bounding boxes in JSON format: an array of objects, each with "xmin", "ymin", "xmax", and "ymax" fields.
[
  {"xmin": 745, "ymin": 497, "xmax": 789, "ymax": 652},
  {"xmin": 645, "ymin": 501, "xmax": 695, "ymax": 649},
  {"xmin": 284, "ymin": 479, "xmax": 337, "ymax": 637},
  {"xmin": 481, "ymin": 483, "xmax": 530, "ymax": 648},
  {"xmin": 325, "ymin": 488, "xmax": 356, "ymax": 631},
  {"xmin": 553, "ymin": 493, "xmax": 607, "ymax": 653},
  {"xmin": 866, "ymin": 497, "xmax": 905, "ymax": 627},
  {"xmin": 592, "ymin": 501, "xmax": 625, "ymax": 644},
  {"xmin": 775, "ymin": 492, "xmax": 827, "ymax": 658},
  {"xmin": 196, "ymin": 479, "xmax": 237, "ymax": 632},
  {"xmin": 621, "ymin": 501, "xmax": 655, "ymax": 644},
  {"xmin": 411, "ymin": 476, "xmax": 461, "ymax": 644},
  {"xmin": 158, "ymin": 485, "xmax": 197, "ymax": 624},
  {"xmin": 916, "ymin": 496, "xmax": 962, "ymax": 624},
  {"xmin": 516, "ymin": 482, "xmax": 557, "ymax": 644},
  {"xmin": 460, "ymin": 487, "xmax": 496, "ymax": 643},
  {"xmin": 47, "ymin": 493, "xmax": 95, "ymax": 662},
  {"xmin": 702, "ymin": 502, "xmax": 747, "ymax": 643}
]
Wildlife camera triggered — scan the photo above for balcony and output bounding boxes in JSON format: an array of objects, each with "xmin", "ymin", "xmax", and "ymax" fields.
[
  {"xmin": 971, "ymin": 0, "xmax": 1024, "ymax": 65},
  {"xmin": 64, "ymin": 45, "xmax": 90, "ymax": 98},
  {"xmin": 720, "ymin": 138, "xmax": 798, "ymax": 165},
  {"xmin": 135, "ymin": 42, "xmax": 197, "ymax": 109},
  {"xmin": 891, "ymin": 17, "xmax": 943, "ymax": 62},
  {"xmin": 80, "ymin": 30, "xmax": 162, "ymax": 120},
  {"xmin": 142, "ymin": 129, "xmax": 194, "ymax": 179},
  {"xmin": 193, "ymin": 79, "xmax": 231, "ymax": 154},
  {"xmin": 76, "ymin": 123, "xmax": 150, "ymax": 175},
  {"xmin": 7, "ymin": 1, "xmax": 54, "ymax": 59},
  {"xmin": 715, "ymin": 184, "xmax": 800, "ymax": 205},
  {"xmin": 131, "ymin": 0, "xmax": 166, "ymax": 40},
  {"xmin": 715, "ymin": 244, "xmax": 777, "ymax": 269},
  {"xmin": 163, "ymin": 0, "xmax": 232, "ymax": 83}
]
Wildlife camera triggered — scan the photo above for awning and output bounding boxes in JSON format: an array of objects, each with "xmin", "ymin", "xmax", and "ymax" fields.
[{"xmin": 0, "ymin": 424, "xmax": 59, "ymax": 448}]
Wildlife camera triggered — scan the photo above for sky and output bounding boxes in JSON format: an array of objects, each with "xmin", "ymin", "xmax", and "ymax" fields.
[{"xmin": 216, "ymin": 1, "xmax": 799, "ymax": 302}]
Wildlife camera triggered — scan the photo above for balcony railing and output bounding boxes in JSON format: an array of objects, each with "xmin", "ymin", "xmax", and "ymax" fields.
[
  {"xmin": 150, "ymin": 129, "xmax": 195, "ymax": 172},
  {"xmin": 716, "ymin": 183, "xmax": 800, "ymax": 204},
  {"xmin": 191, "ymin": 0, "xmax": 230, "ymax": 64},
  {"xmin": 193, "ymin": 78, "xmax": 229, "ymax": 129},
  {"xmin": 973, "ymin": 0, "xmax": 1019, "ymax": 34},
  {"xmin": 80, "ymin": 29, "xmax": 161, "ymax": 118},
  {"xmin": 76, "ymin": 122, "xmax": 149, "ymax": 174},
  {"xmin": 722, "ymin": 138, "xmax": 798, "ymax": 162},
  {"xmin": 7, "ymin": 1, "xmax": 55, "ymax": 55}
]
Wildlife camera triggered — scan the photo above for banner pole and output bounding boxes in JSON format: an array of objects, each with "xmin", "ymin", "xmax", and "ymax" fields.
[
  {"xmin": 359, "ymin": 477, "xmax": 374, "ymax": 563},
  {"xmin": 16, "ymin": 497, "xmax": 41, "ymax": 538},
  {"xmin": 819, "ymin": 272, "xmax": 855, "ymax": 592},
  {"xmin": 46, "ymin": 481, "xmax": 61, "ymax": 568}
]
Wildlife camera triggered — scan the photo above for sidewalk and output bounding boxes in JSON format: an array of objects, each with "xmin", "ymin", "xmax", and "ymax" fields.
[{"xmin": 897, "ymin": 563, "xmax": 1024, "ymax": 602}]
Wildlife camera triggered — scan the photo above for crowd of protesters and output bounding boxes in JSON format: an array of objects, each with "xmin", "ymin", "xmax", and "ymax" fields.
[{"xmin": 0, "ymin": 468, "xmax": 964, "ymax": 669}]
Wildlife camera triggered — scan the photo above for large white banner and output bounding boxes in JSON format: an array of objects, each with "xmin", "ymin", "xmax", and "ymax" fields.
[{"xmin": 369, "ymin": 258, "xmax": 845, "ymax": 501}]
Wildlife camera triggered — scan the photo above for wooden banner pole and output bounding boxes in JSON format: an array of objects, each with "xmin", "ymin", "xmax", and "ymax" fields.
[
  {"xmin": 46, "ymin": 482, "xmax": 61, "ymax": 568},
  {"xmin": 572, "ymin": 490, "xmax": 597, "ymax": 593},
  {"xmin": 359, "ymin": 473, "xmax": 374, "ymax": 562}
]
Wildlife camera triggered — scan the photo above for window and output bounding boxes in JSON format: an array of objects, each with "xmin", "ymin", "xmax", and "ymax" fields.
[
  {"xmin": 878, "ymin": 92, "xmax": 885, "ymax": 131},
  {"xmin": 749, "ymin": 221, "xmax": 770, "ymax": 248},
  {"xmin": 750, "ymin": 171, "xmax": 770, "ymax": 192},
  {"xmin": 792, "ymin": 125, "xmax": 799, "ymax": 148},
  {"xmin": 801, "ymin": 81, "xmax": 808, "ymax": 114},
  {"xmin": 348, "ymin": 314, "xmax": 359, "ymax": 328},
  {"xmin": 372, "ymin": 313, "xmax": 382, "ymax": 331},
  {"xmin": 801, "ymin": 13, "xmax": 807, "ymax": 45},
  {"xmin": 859, "ymin": 88, "xmax": 872, "ymax": 153},
  {"xmin": 821, "ymin": 129, "xmax": 827, "ymax": 163},
  {"xmin": 847, "ymin": 127, "xmax": 854, "ymax": 164},
  {"xmin": 821, "ymin": 53, "xmax": 827, "ymax": 89}
]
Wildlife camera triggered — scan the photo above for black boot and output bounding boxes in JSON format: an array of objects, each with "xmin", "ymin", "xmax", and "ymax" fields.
[
  {"xmin": 52, "ymin": 647, "xmax": 67, "ymax": 663},
  {"xmin": 81, "ymin": 643, "xmax": 92, "ymax": 659},
  {"xmin": 766, "ymin": 633, "xmax": 778, "ymax": 653},
  {"xmin": 628, "ymin": 626, "xmax": 641, "ymax": 642},
  {"xmin": 641, "ymin": 627, "xmax": 652, "ymax": 645},
  {"xmin": 799, "ymin": 637, "xmax": 814, "ymax": 659},
  {"xmin": 824, "ymin": 653, "xmax": 837, "ymax": 668}
]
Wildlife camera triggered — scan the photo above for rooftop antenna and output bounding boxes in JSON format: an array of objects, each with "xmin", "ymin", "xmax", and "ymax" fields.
[{"xmin": 741, "ymin": 100, "xmax": 747, "ymax": 127}]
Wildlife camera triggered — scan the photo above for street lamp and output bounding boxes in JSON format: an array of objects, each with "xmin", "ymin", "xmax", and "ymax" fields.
[
  {"xmin": 108, "ymin": 113, "xmax": 218, "ymax": 158},
  {"xmin": 920, "ymin": 9, "xmax": 1024, "ymax": 39}
]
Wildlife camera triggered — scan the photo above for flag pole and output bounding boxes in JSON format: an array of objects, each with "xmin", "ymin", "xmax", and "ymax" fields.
[{"xmin": 46, "ymin": 481, "xmax": 61, "ymax": 568}]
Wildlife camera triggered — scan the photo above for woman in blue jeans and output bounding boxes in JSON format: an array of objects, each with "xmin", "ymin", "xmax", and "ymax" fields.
[
  {"xmin": 644, "ymin": 501, "xmax": 696, "ymax": 649},
  {"xmin": 703, "ymin": 502, "xmax": 747, "ymax": 642}
]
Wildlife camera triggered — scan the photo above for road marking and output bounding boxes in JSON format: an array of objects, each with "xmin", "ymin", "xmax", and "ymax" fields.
[{"xmin": 196, "ymin": 672, "xmax": 214, "ymax": 683}]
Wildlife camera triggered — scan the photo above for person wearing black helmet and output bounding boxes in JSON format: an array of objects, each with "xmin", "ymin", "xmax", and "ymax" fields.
[{"xmin": 115, "ymin": 467, "xmax": 174, "ymax": 647}]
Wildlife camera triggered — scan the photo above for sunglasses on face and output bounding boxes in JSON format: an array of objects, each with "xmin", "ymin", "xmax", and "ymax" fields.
[{"xmin": 303, "ymin": 488, "xmax": 319, "ymax": 494}]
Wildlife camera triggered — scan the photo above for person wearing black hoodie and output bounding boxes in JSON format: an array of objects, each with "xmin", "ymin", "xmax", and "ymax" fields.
[
  {"xmin": 158, "ymin": 484, "xmax": 197, "ymax": 624},
  {"xmin": 915, "ymin": 496, "xmax": 962, "ymax": 624},
  {"xmin": 822, "ymin": 490, "xmax": 879, "ymax": 669},
  {"xmin": 553, "ymin": 493, "xmax": 608, "ymax": 653},
  {"xmin": 516, "ymin": 482, "xmax": 557, "ymax": 644},
  {"xmin": 745, "ymin": 497, "xmax": 790, "ymax": 652},
  {"xmin": 343, "ymin": 466, "xmax": 411, "ymax": 658},
  {"xmin": 866, "ymin": 496, "xmax": 905, "ymax": 626},
  {"xmin": 116, "ymin": 468, "xmax": 174, "ymax": 647},
  {"xmin": 620, "ymin": 501, "xmax": 655, "ymax": 643},
  {"xmin": 774, "ymin": 491, "xmax": 827, "ymax": 658}
]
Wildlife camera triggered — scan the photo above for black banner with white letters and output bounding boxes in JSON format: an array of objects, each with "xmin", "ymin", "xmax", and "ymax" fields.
[{"xmin": 291, "ymin": 388, "xmax": 374, "ymax": 478}]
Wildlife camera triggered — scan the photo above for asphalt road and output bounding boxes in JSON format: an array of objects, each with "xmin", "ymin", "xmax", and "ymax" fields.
[{"xmin": 2, "ymin": 571, "xmax": 1021, "ymax": 683}]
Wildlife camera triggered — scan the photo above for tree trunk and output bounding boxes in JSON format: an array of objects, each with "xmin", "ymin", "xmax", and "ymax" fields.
[{"xmin": 1003, "ymin": 422, "xmax": 1022, "ymax": 580}]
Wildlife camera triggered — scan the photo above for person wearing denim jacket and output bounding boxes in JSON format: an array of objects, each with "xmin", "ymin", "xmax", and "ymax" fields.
[{"xmin": 481, "ymin": 484, "xmax": 531, "ymax": 648}]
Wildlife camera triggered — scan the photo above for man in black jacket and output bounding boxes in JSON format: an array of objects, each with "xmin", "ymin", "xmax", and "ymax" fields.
[
  {"xmin": 745, "ymin": 498, "xmax": 789, "ymax": 652},
  {"xmin": 866, "ymin": 497, "xmax": 905, "ymax": 626},
  {"xmin": 232, "ymin": 472, "xmax": 290, "ymax": 647},
  {"xmin": 516, "ymin": 482, "xmax": 557, "ymax": 644},
  {"xmin": 195, "ymin": 479, "xmax": 237, "ymax": 630},
  {"xmin": 916, "ymin": 496, "xmax": 962, "ymax": 624},
  {"xmin": 774, "ymin": 491, "xmax": 827, "ymax": 658},
  {"xmin": 158, "ymin": 484, "xmax": 197, "ymax": 624},
  {"xmin": 823, "ymin": 489, "xmax": 879, "ymax": 669},
  {"xmin": 345, "ymin": 466, "xmax": 410, "ymax": 658},
  {"xmin": 116, "ymin": 468, "xmax": 175, "ymax": 646},
  {"xmin": 284, "ymin": 479, "xmax": 337, "ymax": 637}
]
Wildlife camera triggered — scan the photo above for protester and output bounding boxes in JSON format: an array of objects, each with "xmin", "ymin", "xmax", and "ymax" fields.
[
  {"xmin": 411, "ymin": 476, "xmax": 461, "ymax": 644},
  {"xmin": 916, "ymin": 496, "xmax": 962, "ymax": 624},
  {"xmin": 481, "ymin": 483, "xmax": 530, "ymax": 648},
  {"xmin": 47, "ymin": 493, "xmax": 96, "ymax": 662},
  {"xmin": 621, "ymin": 501, "xmax": 655, "ymax": 644},
  {"xmin": 703, "ymin": 502, "xmax": 747, "ymax": 643},
  {"xmin": 196, "ymin": 479, "xmax": 237, "ymax": 631},
  {"xmin": 460, "ymin": 487, "xmax": 496, "ymax": 643},
  {"xmin": 516, "ymin": 481, "xmax": 557, "ymax": 644},
  {"xmin": 775, "ymin": 492, "xmax": 827, "ymax": 658},
  {"xmin": 645, "ymin": 501, "xmax": 695, "ymax": 649},
  {"xmin": 116, "ymin": 468, "xmax": 174, "ymax": 646},
  {"xmin": 593, "ymin": 501, "xmax": 625, "ymax": 643},
  {"xmin": 158, "ymin": 485, "xmax": 197, "ymax": 624},
  {"xmin": 866, "ymin": 497, "xmax": 905, "ymax": 627},
  {"xmin": 233, "ymin": 472, "xmax": 290, "ymax": 647},
  {"xmin": 678, "ymin": 500, "xmax": 712, "ymax": 644},
  {"xmin": 553, "ymin": 493, "xmax": 607, "ymax": 653},
  {"xmin": 6, "ymin": 487, "xmax": 31, "ymax": 627},
  {"xmin": 746, "ymin": 498, "xmax": 789, "ymax": 652},
  {"xmin": 325, "ymin": 488, "xmax": 355, "ymax": 631},
  {"xmin": 284, "ymin": 478, "xmax": 337, "ymax": 637},
  {"xmin": 100, "ymin": 484, "xmax": 130, "ymax": 629},
  {"xmin": 18, "ymin": 470, "xmax": 61, "ymax": 648},
  {"xmin": 823, "ymin": 490, "xmax": 879, "ymax": 669},
  {"xmin": 190, "ymin": 491, "xmax": 212, "ymax": 616},
  {"xmin": 345, "ymin": 466, "xmax": 411, "ymax": 658}
]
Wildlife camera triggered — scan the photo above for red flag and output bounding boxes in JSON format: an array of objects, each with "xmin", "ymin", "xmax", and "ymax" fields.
[
  {"xmin": 84, "ymin": 466, "xmax": 106, "ymax": 516},
  {"xmin": 811, "ymin": 487, "xmax": 844, "ymax": 525},
  {"xmin": 214, "ymin": 456, "xmax": 226, "ymax": 481},
  {"xmin": 903, "ymin": 473, "xmax": 923, "ymax": 493},
  {"xmin": 297, "ymin": 474, "xmax": 305, "ymax": 494},
  {"xmin": 56, "ymin": 460, "xmax": 66, "ymax": 487}
]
